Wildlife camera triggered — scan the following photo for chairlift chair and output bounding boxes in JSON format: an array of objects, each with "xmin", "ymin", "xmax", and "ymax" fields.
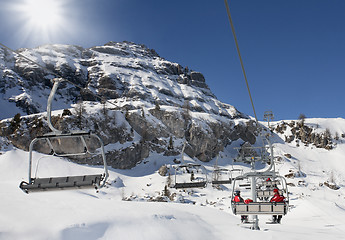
[
  {"xmin": 211, "ymin": 154, "xmax": 244, "ymax": 186},
  {"xmin": 170, "ymin": 140, "xmax": 207, "ymax": 189},
  {"xmin": 211, "ymin": 168, "xmax": 243, "ymax": 185},
  {"xmin": 212, "ymin": 168, "xmax": 232, "ymax": 185},
  {"xmin": 173, "ymin": 163, "xmax": 207, "ymax": 189},
  {"xmin": 19, "ymin": 78, "xmax": 109, "ymax": 193},
  {"xmin": 231, "ymin": 173, "xmax": 289, "ymax": 216}
]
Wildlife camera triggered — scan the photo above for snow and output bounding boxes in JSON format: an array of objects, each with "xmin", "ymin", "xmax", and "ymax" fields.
[{"xmin": 1, "ymin": 118, "xmax": 345, "ymax": 239}]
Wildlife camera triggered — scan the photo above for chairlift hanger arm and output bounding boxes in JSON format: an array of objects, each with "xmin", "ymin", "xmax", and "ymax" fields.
[{"xmin": 47, "ymin": 79, "xmax": 63, "ymax": 134}]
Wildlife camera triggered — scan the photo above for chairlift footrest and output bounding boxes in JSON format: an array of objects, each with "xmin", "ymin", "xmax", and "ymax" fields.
[
  {"xmin": 174, "ymin": 181, "xmax": 207, "ymax": 189},
  {"xmin": 19, "ymin": 174, "xmax": 104, "ymax": 193},
  {"xmin": 212, "ymin": 180, "xmax": 232, "ymax": 185}
]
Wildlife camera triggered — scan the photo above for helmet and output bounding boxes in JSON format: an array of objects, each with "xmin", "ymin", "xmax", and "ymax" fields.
[
  {"xmin": 273, "ymin": 188, "xmax": 279, "ymax": 193},
  {"xmin": 234, "ymin": 190, "xmax": 241, "ymax": 196}
]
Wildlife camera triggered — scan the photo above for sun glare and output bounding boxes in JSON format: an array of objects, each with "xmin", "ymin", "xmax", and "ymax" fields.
[
  {"xmin": 9, "ymin": 0, "xmax": 70, "ymax": 46},
  {"xmin": 21, "ymin": 0, "xmax": 63, "ymax": 29}
]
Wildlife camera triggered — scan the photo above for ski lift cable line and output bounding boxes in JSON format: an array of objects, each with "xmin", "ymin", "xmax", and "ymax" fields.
[
  {"xmin": 224, "ymin": 1, "xmax": 274, "ymax": 173},
  {"xmin": 0, "ymin": 42, "xmax": 117, "ymax": 108},
  {"xmin": 224, "ymin": 0, "xmax": 258, "ymax": 123}
]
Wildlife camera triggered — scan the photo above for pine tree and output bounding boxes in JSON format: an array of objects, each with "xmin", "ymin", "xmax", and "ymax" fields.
[
  {"xmin": 155, "ymin": 101, "xmax": 161, "ymax": 111},
  {"xmin": 74, "ymin": 100, "xmax": 85, "ymax": 129},
  {"xmin": 10, "ymin": 113, "xmax": 21, "ymax": 132},
  {"xmin": 168, "ymin": 136, "xmax": 174, "ymax": 150}
]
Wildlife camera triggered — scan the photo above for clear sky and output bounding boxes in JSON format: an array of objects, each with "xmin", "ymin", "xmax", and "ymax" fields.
[{"xmin": 1, "ymin": 0, "xmax": 344, "ymax": 120}]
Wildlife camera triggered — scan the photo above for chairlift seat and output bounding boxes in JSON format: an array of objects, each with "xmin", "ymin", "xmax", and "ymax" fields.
[
  {"xmin": 20, "ymin": 174, "xmax": 104, "ymax": 193},
  {"xmin": 174, "ymin": 181, "xmax": 207, "ymax": 189},
  {"xmin": 212, "ymin": 179, "xmax": 232, "ymax": 185},
  {"xmin": 232, "ymin": 202, "xmax": 287, "ymax": 215},
  {"xmin": 239, "ymin": 183, "xmax": 251, "ymax": 187}
]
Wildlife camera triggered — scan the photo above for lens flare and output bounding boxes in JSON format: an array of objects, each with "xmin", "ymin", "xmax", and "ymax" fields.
[
  {"xmin": 9, "ymin": 0, "xmax": 69, "ymax": 46},
  {"xmin": 22, "ymin": 0, "xmax": 62, "ymax": 29},
  {"xmin": 18, "ymin": 0, "xmax": 63, "ymax": 30}
]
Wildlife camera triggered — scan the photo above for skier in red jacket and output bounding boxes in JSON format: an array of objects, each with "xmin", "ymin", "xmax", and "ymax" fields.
[
  {"xmin": 233, "ymin": 190, "xmax": 248, "ymax": 223},
  {"xmin": 270, "ymin": 188, "xmax": 285, "ymax": 223}
]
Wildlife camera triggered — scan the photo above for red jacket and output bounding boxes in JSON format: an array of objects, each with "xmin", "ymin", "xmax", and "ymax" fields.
[
  {"xmin": 270, "ymin": 193, "xmax": 285, "ymax": 202},
  {"xmin": 233, "ymin": 195, "xmax": 244, "ymax": 202}
]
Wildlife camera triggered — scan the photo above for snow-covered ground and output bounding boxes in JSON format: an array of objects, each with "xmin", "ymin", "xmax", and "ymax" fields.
[{"xmin": 1, "ymin": 118, "xmax": 345, "ymax": 240}]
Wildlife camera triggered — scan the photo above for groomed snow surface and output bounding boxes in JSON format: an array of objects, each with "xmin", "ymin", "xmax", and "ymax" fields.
[{"xmin": 1, "ymin": 118, "xmax": 345, "ymax": 240}]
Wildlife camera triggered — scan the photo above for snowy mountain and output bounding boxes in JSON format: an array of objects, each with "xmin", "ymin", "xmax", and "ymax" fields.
[{"xmin": 0, "ymin": 42, "xmax": 257, "ymax": 168}]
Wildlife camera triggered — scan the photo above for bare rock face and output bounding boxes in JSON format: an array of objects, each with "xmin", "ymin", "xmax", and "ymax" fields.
[{"xmin": 0, "ymin": 105, "xmax": 258, "ymax": 169}]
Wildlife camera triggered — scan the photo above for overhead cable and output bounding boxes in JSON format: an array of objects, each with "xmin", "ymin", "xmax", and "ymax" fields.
[{"xmin": 224, "ymin": 0, "xmax": 258, "ymax": 123}]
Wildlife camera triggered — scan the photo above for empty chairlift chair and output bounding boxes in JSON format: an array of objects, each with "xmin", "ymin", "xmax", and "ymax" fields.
[
  {"xmin": 212, "ymin": 168, "xmax": 233, "ymax": 185},
  {"xmin": 173, "ymin": 164, "xmax": 207, "ymax": 189},
  {"xmin": 171, "ymin": 140, "xmax": 207, "ymax": 189},
  {"xmin": 211, "ymin": 154, "xmax": 243, "ymax": 186},
  {"xmin": 19, "ymin": 78, "xmax": 109, "ymax": 193}
]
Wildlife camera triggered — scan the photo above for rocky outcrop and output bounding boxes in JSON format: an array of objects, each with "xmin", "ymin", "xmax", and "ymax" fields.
[
  {"xmin": 273, "ymin": 120, "xmax": 334, "ymax": 150},
  {"xmin": 0, "ymin": 104, "xmax": 258, "ymax": 169}
]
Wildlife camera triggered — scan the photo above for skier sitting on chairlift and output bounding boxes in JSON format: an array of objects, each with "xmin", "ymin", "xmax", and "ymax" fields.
[
  {"xmin": 270, "ymin": 188, "xmax": 285, "ymax": 223},
  {"xmin": 233, "ymin": 190, "xmax": 248, "ymax": 223}
]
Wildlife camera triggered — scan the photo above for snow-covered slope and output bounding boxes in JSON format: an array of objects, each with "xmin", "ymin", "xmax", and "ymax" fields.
[
  {"xmin": 0, "ymin": 42, "xmax": 243, "ymax": 120},
  {"xmin": 1, "ymin": 118, "xmax": 345, "ymax": 239}
]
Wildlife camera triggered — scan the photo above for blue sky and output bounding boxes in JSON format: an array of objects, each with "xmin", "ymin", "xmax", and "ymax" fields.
[{"xmin": 1, "ymin": 0, "xmax": 344, "ymax": 120}]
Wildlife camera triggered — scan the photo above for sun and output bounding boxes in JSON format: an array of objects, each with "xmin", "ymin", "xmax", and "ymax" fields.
[
  {"xmin": 8, "ymin": 0, "xmax": 69, "ymax": 46},
  {"xmin": 20, "ymin": 0, "xmax": 63, "ymax": 30}
]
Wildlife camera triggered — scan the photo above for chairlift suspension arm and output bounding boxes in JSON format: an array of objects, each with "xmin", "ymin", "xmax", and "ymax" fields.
[
  {"xmin": 47, "ymin": 79, "xmax": 63, "ymax": 134},
  {"xmin": 93, "ymin": 133, "xmax": 109, "ymax": 182},
  {"xmin": 28, "ymin": 138, "xmax": 39, "ymax": 184}
]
